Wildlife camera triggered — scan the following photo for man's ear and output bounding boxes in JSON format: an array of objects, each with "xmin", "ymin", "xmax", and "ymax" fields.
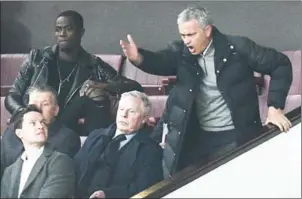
[
  {"xmin": 80, "ymin": 28, "xmax": 85, "ymax": 38},
  {"xmin": 204, "ymin": 24, "xmax": 212, "ymax": 38},
  {"xmin": 15, "ymin": 129, "xmax": 23, "ymax": 139},
  {"xmin": 54, "ymin": 105, "xmax": 60, "ymax": 117},
  {"xmin": 142, "ymin": 115, "xmax": 149, "ymax": 125}
]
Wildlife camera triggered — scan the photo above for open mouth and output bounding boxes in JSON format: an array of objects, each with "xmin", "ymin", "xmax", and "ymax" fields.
[{"xmin": 187, "ymin": 46, "xmax": 194, "ymax": 50}]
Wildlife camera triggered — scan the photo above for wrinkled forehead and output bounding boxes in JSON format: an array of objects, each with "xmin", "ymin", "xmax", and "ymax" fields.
[
  {"xmin": 119, "ymin": 95, "xmax": 143, "ymax": 109},
  {"xmin": 29, "ymin": 91, "xmax": 54, "ymax": 103},
  {"xmin": 178, "ymin": 19, "xmax": 202, "ymax": 31}
]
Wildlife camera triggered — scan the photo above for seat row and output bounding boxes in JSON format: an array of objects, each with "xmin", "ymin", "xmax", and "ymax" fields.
[{"xmin": 1, "ymin": 50, "xmax": 301, "ymax": 134}]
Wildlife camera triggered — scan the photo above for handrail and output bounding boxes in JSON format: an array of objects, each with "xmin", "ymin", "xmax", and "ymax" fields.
[{"xmin": 132, "ymin": 106, "xmax": 301, "ymax": 198}]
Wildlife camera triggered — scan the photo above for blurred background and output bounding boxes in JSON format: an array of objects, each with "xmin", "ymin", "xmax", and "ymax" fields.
[{"xmin": 1, "ymin": 1, "xmax": 301, "ymax": 54}]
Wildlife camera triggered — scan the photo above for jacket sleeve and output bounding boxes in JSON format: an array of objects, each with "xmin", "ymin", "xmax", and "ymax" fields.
[
  {"xmin": 94, "ymin": 57, "xmax": 119, "ymax": 83},
  {"xmin": 0, "ymin": 140, "xmax": 6, "ymax": 179},
  {"xmin": 73, "ymin": 129, "xmax": 97, "ymax": 161},
  {"xmin": 38, "ymin": 154, "xmax": 76, "ymax": 198},
  {"xmin": 234, "ymin": 36, "xmax": 292, "ymax": 109},
  {"xmin": 151, "ymin": 107, "xmax": 170, "ymax": 143},
  {"xmin": 101, "ymin": 143, "xmax": 164, "ymax": 198},
  {"xmin": 151, "ymin": 90, "xmax": 173, "ymax": 143},
  {"xmin": 151, "ymin": 116, "xmax": 165, "ymax": 143},
  {"xmin": 0, "ymin": 125, "xmax": 22, "ymax": 178},
  {"xmin": 56, "ymin": 127, "xmax": 81, "ymax": 158},
  {"xmin": 4, "ymin": 50, "xmax": 35, "ymax": 114},
  {"xmin": 0, "ymin": 167, "xmax": 11, "ymax": 198},
  {"xmin": 73, "ymin": 129, "xmax": 101, "ymax": 176},
  {"xmin": 95, "ymin": 58, "xmax": 144, "ymax": 93},
  {"xmin": 137, "ymin": 41, "xmax": 182, "ymax": 76}
]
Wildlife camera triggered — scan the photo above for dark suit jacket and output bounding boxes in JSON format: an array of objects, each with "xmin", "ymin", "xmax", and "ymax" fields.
[
  {"xmin": 74, "ymin": 123, "xmax": 163, "ymax": 198},
  {"xmin": 1, "ymin": 120, "xmax": 80, "ymax": 178},
  {"xmin": 1, "ymin": 145, "xmax": 75, "ymax": 198}
]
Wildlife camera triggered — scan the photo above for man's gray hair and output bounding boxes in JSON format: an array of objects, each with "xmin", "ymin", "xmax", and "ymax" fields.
[
  {"xmin": 177, "ymin": 6, "xmax": 213, "ymax": 29},
  {"xmin": 28, "ymin": 85, "xmax": 58, "ymax": 105},
  {"xmin": 121, "ymin": 90, "xmax": 152, "ymax": 117}
]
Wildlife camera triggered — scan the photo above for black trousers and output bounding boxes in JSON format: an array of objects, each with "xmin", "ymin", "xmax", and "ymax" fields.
[
  {"xmin": 58, "ymin": 95, "xmax": 113, "ymax": 136},
  {"xmin": 178, "ymin": 129, "xmax": 237, "ymax": 171}
]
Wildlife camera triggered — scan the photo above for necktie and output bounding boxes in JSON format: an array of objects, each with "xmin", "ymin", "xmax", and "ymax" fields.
[{"xmin": 103, "ymin": 134, "xmax": 127, "ymax": 165}]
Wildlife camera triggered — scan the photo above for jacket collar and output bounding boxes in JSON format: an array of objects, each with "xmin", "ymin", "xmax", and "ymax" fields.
[
  {"xmin": 211, "ymin": 26, "xmax": 235, "ymax": 65},
  {"xmin": 101, "ymin": 123, "xmax": 152, "ymax": 144},
  {"xmin": 42, "ymin": 44, "xmax": 98, "ymax": 107},
  {"xmin": 10, "ymin": 144, "xmax": 54, "ymax": 197},
  {"xmin": 20, "ymin": 144, "xmax": 54, "ymax": 193},
  {"xmin": 42, "ymin": 44, "xmax": 97, "ymax": 67}
]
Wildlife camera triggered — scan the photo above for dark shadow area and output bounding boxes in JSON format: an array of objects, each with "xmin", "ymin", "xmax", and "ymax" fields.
[{"xmin": 1, "ymin": 1, "xmax": 31, "ymax": 53}]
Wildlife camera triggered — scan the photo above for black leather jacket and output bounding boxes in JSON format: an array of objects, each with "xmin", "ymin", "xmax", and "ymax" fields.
[{"xmin": 5, "ymin": 45, "xmax": 143, "ymax": 115}]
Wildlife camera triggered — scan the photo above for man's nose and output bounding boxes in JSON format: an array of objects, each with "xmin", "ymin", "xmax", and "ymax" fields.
[
  {"xmin": 184, "ymin": 38, "xmax": 191, "ymax": 45},
  {"xmin": 59, "ymin": 29, "xmax": 67, "ymax": 36},
  {"xmin": 36, "ymin": 122, "xmax": 44, "ymax": 129},
  {"xmin": 121, "ymin": 111, "xmax": 128, "ymax": 118}
]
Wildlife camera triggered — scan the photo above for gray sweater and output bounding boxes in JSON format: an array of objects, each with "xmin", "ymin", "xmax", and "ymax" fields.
[{"xmin": 196, "ymin": 40, "xmax": 235, "ymax": 131}]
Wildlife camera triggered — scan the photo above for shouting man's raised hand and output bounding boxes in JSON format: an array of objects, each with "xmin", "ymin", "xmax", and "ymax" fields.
[{"xmin": 120, "ymin": 34, "xmax": 143, "ymax": 65}]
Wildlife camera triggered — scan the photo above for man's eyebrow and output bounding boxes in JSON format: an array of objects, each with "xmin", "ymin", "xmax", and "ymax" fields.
[
  {"xmin": 55, "ymin": 25, "xmax": 72, "ymax": 28},
  {"xmin": 180, "ymin": 32, "xmax": 196, "ymax": 36}
]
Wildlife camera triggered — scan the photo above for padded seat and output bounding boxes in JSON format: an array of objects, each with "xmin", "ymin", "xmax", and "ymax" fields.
[
  {"xmin": 1, "ymin": 97, "xmax": 10, "ymax": 135},
  {"xmin": 149, "ymin": 95, "xmax": 168, "ymax": 118},
  {"xmin": 0, "ymin": 54, "xmax": 124, "ymax": 96},
  {"xmin": 1, "ymin": 50, "xmax": 300, "ymax": 137},
  {"xmin": 0, "ymin": 54, "xmax": 27, "ymax": 86},
  {"xmin": 122, "ymin": 59, "xmax": 174, "ymax": 95}
]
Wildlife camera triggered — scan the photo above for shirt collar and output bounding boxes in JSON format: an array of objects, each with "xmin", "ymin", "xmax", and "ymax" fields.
[
  {"xmin": 114, "ymin": 129, "xmax": 137, "ymax": 141},
  {"xmin": 201, "ymin": 39, "xmax": 214, "ymax": 57},
  {"xmin": 21, "ymin": 146, "xmax": 44, "ymax": 161}
]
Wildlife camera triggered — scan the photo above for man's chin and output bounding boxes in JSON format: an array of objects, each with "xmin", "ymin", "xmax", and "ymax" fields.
[
  {"xmin": 58, "ymin": 44, "xmax": 72, "ymax": 52},
  {"xmin": 189, "ymin": 49, "xmax": 199, "ymax": 55},
  {"xmin": 117, "ymin": 126, "xmax": 127, "ymax": 131},
  {"xmin": 30, "ymin": 140, "xmax": 46, "ymax": 146}
]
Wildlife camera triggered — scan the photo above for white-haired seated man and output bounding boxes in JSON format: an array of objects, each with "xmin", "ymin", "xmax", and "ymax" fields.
[{"xmin": 74, "ymin": 90, "xmax": 163, "ymax": 198}]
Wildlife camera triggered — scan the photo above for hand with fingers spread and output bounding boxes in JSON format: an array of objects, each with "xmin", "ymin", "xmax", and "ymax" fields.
[
  {"xmin": 265, "ymin": 106, "xmax": 292, "ymax": 132},
  {"xmin": 120, "ymin": 34, "xmax": 143, "ymax": 65}
]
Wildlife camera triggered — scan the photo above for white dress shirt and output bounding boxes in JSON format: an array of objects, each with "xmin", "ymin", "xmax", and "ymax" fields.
[
  {"xmin": 113, "ymin": 129, "xmax": 136, "ymax": 150},
  {"xmin": 18, "ymin": 146, "xmax": 44, "ymax": 198}
]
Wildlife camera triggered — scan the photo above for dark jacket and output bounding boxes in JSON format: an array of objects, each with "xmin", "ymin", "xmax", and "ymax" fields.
[
  {"xmin": 4, "ymin": 45, "xmax": 143, "ymax": 115},
  {"xmin": 1, "ymin": 145, "xmax": 75, "ymax": 198},
  {"xmin": 137, "ymin": 27, "xmax": 292, "ymax": 176},
  {"xmin": 74, "ymin": 124, "xmax": 163, "ymax": 198},
  {"xmin": 1, "ymin": 120, "xmax": 80, "ymax": 178}
]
